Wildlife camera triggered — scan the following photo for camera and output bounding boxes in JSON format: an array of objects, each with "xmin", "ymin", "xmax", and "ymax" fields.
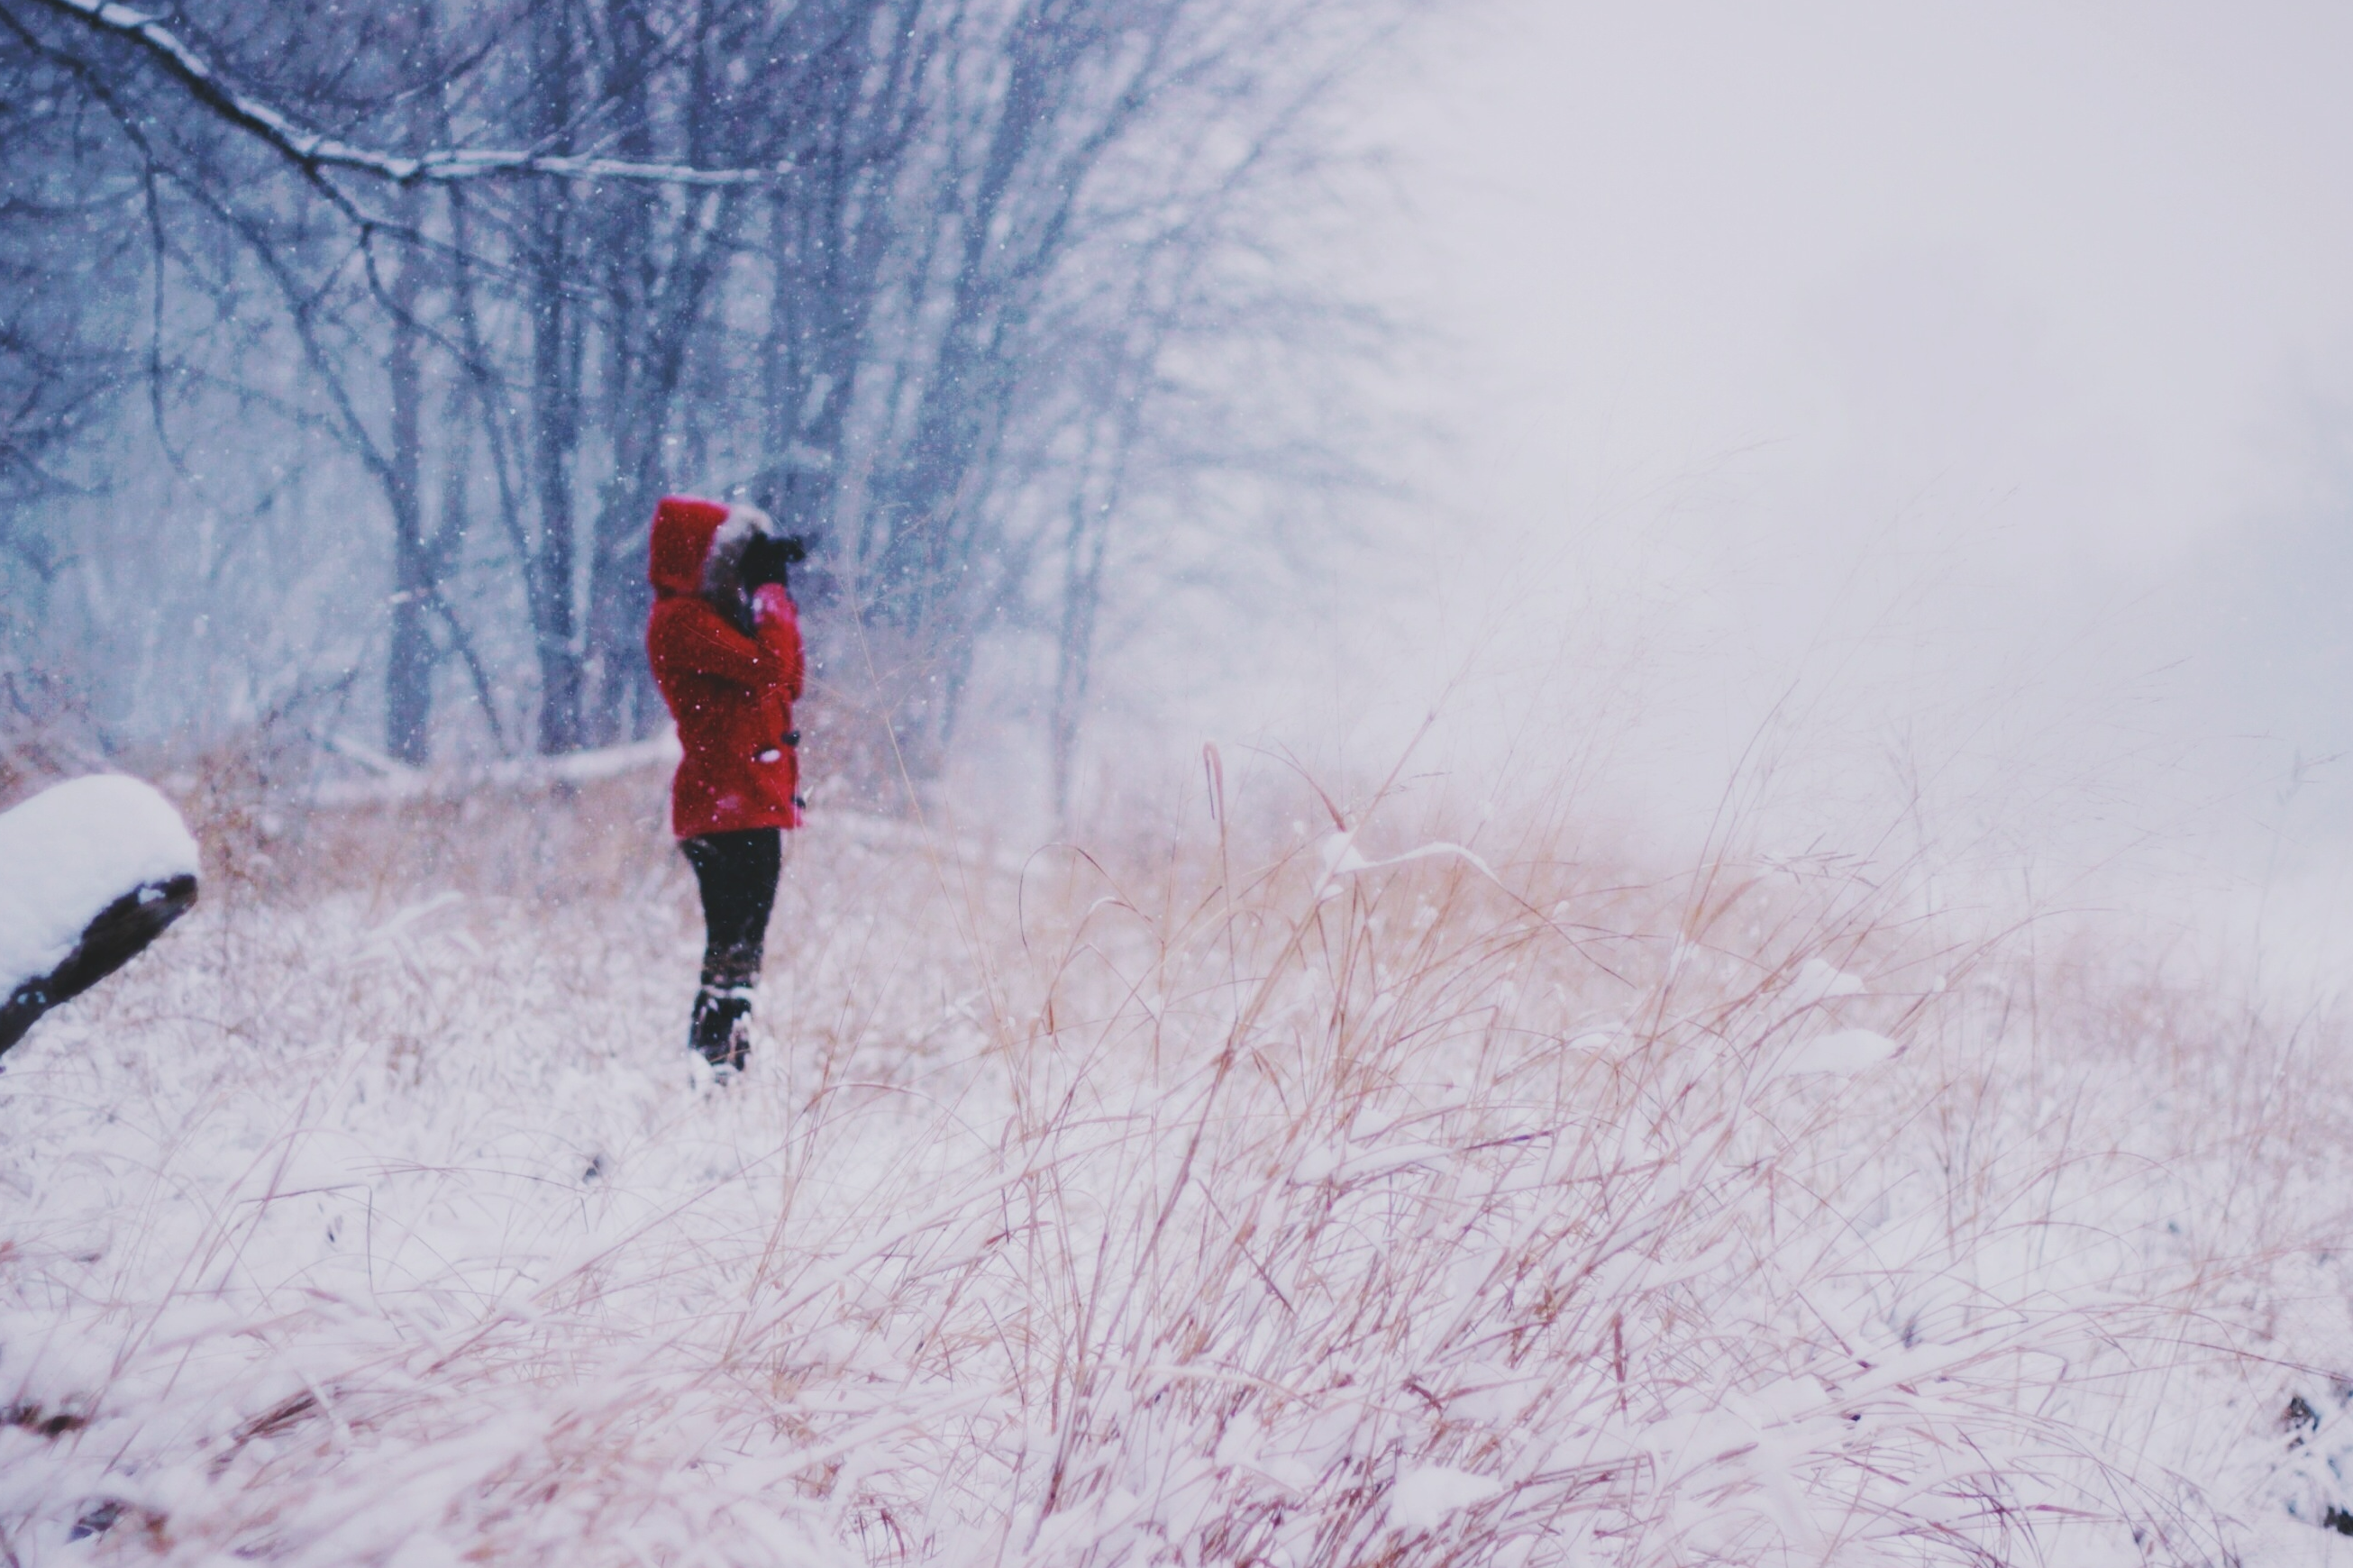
[{"xmin": 740, "ymin": 533, "xmax": 807, "ymax": 591}]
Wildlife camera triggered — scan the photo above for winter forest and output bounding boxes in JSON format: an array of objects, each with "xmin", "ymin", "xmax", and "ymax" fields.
[
  {"xmin": 14, "ymin": 2, "xmax": 2353, "ymax": 1565},
  {"xmin": 1, "ymin": 0, "xmax": 1389, "ymax": 810}
]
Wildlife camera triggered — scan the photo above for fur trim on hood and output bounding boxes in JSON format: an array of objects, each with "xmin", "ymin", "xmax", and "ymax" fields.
[{"xmin": 699, "ymin": 503, "xmax": 777, "ymax": 606}]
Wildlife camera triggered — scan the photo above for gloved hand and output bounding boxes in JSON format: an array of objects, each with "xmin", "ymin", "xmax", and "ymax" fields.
[{"xmin": 740, "ymin": 533, "xmax": 807, "ymax": 592}]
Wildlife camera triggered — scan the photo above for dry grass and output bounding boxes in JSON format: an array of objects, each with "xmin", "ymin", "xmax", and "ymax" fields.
[{"xmin": 0, "ymin": 744, "xmax": 2346, "ymax": 1565}]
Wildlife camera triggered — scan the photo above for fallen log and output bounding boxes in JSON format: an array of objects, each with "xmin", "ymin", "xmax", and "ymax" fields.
[{"xmin": 0, "ymin": 776, "xmax": 200, "ymax": 1057}]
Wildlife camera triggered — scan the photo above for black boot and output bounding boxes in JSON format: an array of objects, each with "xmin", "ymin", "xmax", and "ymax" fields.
[{"xmin": 689, "ymin": 984, "xmax": 752, "ymax": 1077}]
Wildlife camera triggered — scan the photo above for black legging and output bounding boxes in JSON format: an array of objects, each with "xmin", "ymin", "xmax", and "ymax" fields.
[{"xmin": 680, "ymin": 829, "xmax": 781, "ymax": 991}]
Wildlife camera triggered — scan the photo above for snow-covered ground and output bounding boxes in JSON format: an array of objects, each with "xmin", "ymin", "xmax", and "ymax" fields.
[{"xmin": 3, "ymin": 772, "xmax": 2351, "ymax": 1565}]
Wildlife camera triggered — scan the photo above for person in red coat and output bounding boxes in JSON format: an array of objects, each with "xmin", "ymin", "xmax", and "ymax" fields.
[{"xmin": 646, "ymin": 495, "xmax": 807, "ymax": 1076}]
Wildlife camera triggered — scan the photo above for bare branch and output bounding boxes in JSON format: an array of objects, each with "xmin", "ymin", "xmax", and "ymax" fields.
[{"xmin": 23, "ymin": 0, "xmax": 793, "ymax": 187}]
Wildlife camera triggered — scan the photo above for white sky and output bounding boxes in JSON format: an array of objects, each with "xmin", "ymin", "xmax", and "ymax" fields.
[{"xmin": 1200, "ymin": 0, "xmax": 2353, "ymax": 929}]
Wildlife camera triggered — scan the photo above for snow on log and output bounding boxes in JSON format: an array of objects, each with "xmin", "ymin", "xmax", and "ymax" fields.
[{"xmin": 0, "ymin": 775, "xmax": 200, "ymax": 1056}]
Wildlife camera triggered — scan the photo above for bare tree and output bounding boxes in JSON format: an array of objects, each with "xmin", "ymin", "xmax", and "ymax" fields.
[
  {"xmin": 0, "ymin": 0, "xmax": 1415, "ymax": 797},
  {"xmin": 836, "ymin": 0, "xmax": 1407, "ymax": 789}
]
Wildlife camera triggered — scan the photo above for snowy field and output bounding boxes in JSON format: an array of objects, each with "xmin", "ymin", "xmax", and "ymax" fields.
[{"xmin": 5, "ymin": 761, "xmax": 2353, "ymax": 1565}]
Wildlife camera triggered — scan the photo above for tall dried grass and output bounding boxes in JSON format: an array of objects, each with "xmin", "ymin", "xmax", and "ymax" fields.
[{"xmin": 0, "ymin": 743, "xmax": 2343, "ymax": 1565}]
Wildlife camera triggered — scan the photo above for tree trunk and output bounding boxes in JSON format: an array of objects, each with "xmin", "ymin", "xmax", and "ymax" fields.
[
  {"xmin": 526, "ymin": 0, "xmax": 582, "ymax": 755},
  {"xmin": 384, "ymin": 258, "xmax": 433, "ymax": 765},
  {"xmin": 1051, "ymin": 490, "xmax": 1110, "ymax": 827},
  {"xmin": 384, "ymin": 2, "xmax": 442, "ymax": 765},
  {"xmin": 580, "ymin": 0, "xmax": 656, "ymax": 747}
]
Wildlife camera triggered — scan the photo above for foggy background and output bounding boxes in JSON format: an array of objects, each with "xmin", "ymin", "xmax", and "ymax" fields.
[{"xmin": 1194, "ymin": 0, "xmax": 2353, "ymax": 965}]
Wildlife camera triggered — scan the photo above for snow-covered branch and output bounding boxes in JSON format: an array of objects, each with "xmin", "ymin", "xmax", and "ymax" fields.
[{"xmin": 25, "ymin": 0, "xmax": 790, "ymax": 187}]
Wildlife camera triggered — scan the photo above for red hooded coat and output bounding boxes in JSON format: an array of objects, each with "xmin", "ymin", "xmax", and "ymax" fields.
[{"xmin": 647, "ymin": 496, "xmax": 805, "ymax": 838}]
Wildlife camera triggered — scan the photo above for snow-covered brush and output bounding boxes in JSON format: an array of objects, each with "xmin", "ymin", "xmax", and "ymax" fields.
[
  {"xmin": 0, "ymin": 774, "xmax": 199, "ymax": 1057},
  {"xmin": 0, "ymin": 761, "xmax": 2339, "ymax": 1564}
]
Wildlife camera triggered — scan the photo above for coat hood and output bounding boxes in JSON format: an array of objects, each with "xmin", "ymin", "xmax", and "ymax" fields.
[
  {"xmin": 649, "ymin": 497, "xmax": 728, "ymax": 598},
  {"xmin": 648, "ymin": 497, "xmax": 777, "ymax": 600}
]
